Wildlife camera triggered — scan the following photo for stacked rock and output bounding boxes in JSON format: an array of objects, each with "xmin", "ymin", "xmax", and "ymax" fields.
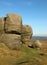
[
  {"xmin": 21, "ymin": 25, "xmax": 33, "ymax": 46},
  {"xmin": 0, "ymin": 14, "xmax": 22, "ymax": 50},
  {"xmin": 0, "ymin": 13, "xmax": 33, "ymax": 50}
]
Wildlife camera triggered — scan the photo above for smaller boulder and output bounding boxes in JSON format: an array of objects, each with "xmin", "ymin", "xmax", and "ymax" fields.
[{"xmin": 32, "ymin": 40, "xmax": 42, "ymax": 49}]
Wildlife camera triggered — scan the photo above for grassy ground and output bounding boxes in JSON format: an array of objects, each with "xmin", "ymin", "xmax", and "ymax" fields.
[
  {"xmin": 0, "ymin": 42, "xmax": 47, "ymax": 65},
  {"xmin": 40, "ymin": 40, "xmax": 47, "ymax": 50}
]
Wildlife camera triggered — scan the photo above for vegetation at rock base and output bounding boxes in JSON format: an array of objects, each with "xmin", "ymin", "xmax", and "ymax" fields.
[{"xmin": 0, "ymin": 42, "xmax": 47, "ymax": 65}]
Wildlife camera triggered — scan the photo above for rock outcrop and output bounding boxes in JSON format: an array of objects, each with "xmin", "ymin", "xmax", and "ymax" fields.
[{"xmin": 0, "ymin": 13, "xmax": 33, "ymax": 50}]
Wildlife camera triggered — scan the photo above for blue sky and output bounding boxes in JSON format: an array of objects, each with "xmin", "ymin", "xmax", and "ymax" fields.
[{"xmin": 0, "ymin": 0, "xmax": 47, "ymax": 36}]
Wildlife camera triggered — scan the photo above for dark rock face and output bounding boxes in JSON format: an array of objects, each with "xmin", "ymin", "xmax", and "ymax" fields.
[{"xmin": 0, "ymin": 13, "xmax": 33, "ymax": 50}]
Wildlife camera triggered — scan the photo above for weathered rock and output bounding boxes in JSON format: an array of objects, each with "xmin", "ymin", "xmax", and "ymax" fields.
[
  {"xmin": 4, "ymin": 14, "xmax": 22, "ymax": 33},
  {"xmin": 0, "ymin": 18, "xmax": 5, "ymax": 41},
  {"xmin": 21, "ymin": 25, "xmax": 33, "ymax": 43},
  {"xmin": 22, "ymin": 25, "xmax": 33, "ymax": 34},
  {"xmin": 1, "ymin": 34, "xmax": 22, "ymax": 50},
  {"xmin": 0, "ymin": 18, "xmax": 4, "ymax": 32},
  {"xmin": 22, "ymin": 40, "xmax": 32, "ymax": 46},
  {"xmin": 21, "ymin": 25, "xmax": 26, "ymax": 34},
  {"xmin": 32, "ymin": 40, "xmax": 42, "ymax": 49},
  {"xmin": 0, "ymin": 13, "xmax": 33, "ymax": 50},
  {"xmin": 24, "ymin": 25, "xmax": 33, "ymax": 34}
]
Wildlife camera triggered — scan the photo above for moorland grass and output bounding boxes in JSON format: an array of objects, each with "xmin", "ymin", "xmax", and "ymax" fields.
[{"xmin": 0, "ymin": 42, "xmax": 47, "ymax": 65}]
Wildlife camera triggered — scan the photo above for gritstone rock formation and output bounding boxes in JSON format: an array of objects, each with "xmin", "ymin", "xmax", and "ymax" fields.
[
  {"xmin": 0, "ymin": 13, "xmax": 33, "ymax": 50},
  {"xmin": 21, "ymin": 25, "xmax": 33, "ymax": 46}
]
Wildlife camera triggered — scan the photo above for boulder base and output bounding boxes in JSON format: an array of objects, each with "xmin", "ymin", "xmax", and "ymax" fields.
[{"xmin": 2, "ymin": 34, "xmax": 22, "ymax": 50}]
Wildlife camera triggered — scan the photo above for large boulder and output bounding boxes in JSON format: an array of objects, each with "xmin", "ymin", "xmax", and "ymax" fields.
[
  {"xmin": 1, "ymin": 34, "xmax": 22, "ymax": 50},
  {"xmin": 4, "ymin": 14, "xmax": 22, "ymax": 34},
  {"xmin": 21, "ymin": 25, "xmax": 33, "ymax": 43}
]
